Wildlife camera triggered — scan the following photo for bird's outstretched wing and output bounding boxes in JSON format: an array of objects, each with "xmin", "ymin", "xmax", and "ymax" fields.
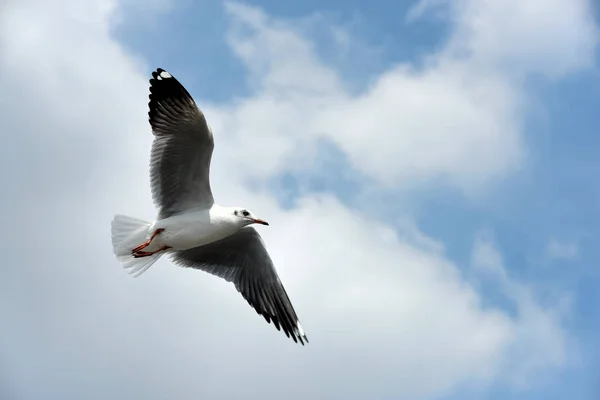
[
  {"xmin": 171, "ymin": 227, "xmax": 308, "ymax": 345},
  {"xmin": 148, "ymin": 68, "xmax": 215, "ymax": 219}
]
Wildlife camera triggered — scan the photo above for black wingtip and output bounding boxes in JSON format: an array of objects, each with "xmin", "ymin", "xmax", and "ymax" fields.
[
  {"xmin": 297, "ymin": 331, "xmax": 308, "ymax": 346},
  {"xmin": 149, "ymin": 68, "xmax": 171, "ymax": 83},
  {"xmin": 147, "ymin": 68, "xmax": 197, "ymax": 131}
]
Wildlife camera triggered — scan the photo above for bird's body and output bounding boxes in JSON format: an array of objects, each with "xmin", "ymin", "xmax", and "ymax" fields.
[
  {"xmin": 146, "ymin": 206, "xmax": 245, "ymax": 252},
  {"xmin": 110, "ymin": 68, "xmax": 308, "ymax": 345}
]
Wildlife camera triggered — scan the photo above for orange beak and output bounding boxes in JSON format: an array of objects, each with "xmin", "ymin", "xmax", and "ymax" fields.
[{"xmin": 252, "ymin": 218, "xmax": 269, "ymax": 226}]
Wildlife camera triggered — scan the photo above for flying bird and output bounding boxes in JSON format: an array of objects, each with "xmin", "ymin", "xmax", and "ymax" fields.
[{"xmin": 111, "ymin": 68, "xmax": 308, "ymax": 345}]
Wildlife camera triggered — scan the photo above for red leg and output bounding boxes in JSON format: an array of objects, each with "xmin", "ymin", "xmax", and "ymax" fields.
[
  {"xmin": 132, "ymin": 245, "xmax": 171, "ymax": 258},
  {"xmin": 131, "ymin": 228, "xmax": 165, "ymax": 253}
]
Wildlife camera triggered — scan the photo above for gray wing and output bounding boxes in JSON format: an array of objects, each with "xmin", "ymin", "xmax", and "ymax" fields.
[
  {"xmin": 148, "ymin": 68, "xmax": 215, "ymax": 219},
  {"xmin": 171, "ymin": 227, "xmax": 309, "ymax": 345}
]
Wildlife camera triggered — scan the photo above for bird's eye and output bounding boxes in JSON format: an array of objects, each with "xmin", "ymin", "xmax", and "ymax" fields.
[{"xmin": 242, "ymin": 210, "xmax": 250, "ymax": 217}]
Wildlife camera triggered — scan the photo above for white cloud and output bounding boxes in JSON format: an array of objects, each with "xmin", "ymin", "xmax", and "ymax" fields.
[
  {"xmin": 217, "ymin": 0, "xmax": 598, "ymax": 194},
  {"xmin": 445, "ymin": 0, "xmax": 599, "ymax": 79},
  {"xmin": 471, "ymin": 233, "xmax": 570, "ymax": 386},
  {"xmin": 409, "ymin": 0, "xmax": 599, "ymax": 78},
  {"xmin": 218, "ymin": 2, "xmax": 524, "ymax": 193},
  {"xmin": 0, "ymin": 0, "xmax": 591, "ymax": 399}
]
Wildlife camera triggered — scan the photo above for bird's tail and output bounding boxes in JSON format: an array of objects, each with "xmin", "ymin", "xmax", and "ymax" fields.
[{"xmin": 111, "ymin": 214, "xmax": 163, "ymax": 277}]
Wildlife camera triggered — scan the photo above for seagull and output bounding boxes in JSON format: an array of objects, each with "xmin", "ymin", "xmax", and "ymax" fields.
[{"xmin": 111, "ymin": 68, "xmax": 308, "ymax": 345}]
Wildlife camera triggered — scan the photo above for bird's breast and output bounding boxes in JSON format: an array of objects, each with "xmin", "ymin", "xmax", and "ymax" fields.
[{"xmin": 153, "ymin": 214, "xmax": 238, "ymax": 251}]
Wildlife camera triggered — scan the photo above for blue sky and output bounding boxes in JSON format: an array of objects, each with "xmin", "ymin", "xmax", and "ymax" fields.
[{"xmin": 1, "ymin": 0, "xmax": 600, "ymax": 399}]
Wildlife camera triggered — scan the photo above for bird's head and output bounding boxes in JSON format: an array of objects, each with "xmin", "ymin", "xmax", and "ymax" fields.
[{"xmin": 233, "ymin": 207, "xmax": 269, "ymax": 227}]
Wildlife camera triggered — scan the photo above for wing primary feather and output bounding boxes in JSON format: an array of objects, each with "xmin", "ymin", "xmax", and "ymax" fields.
[{"xmin": 170, "ymin": 227, "xmax": 308, "ymax": 345}]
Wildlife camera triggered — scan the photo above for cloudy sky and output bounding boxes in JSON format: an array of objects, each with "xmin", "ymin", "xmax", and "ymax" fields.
[{"xmin": 1, "ymin": 0, "xmax": 599, "ymax": 399}]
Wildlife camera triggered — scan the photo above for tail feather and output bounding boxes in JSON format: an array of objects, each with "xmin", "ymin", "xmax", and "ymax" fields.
[{"xmin": 111, "ymin": 214, "xmax": 163, "ymax": 277}]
